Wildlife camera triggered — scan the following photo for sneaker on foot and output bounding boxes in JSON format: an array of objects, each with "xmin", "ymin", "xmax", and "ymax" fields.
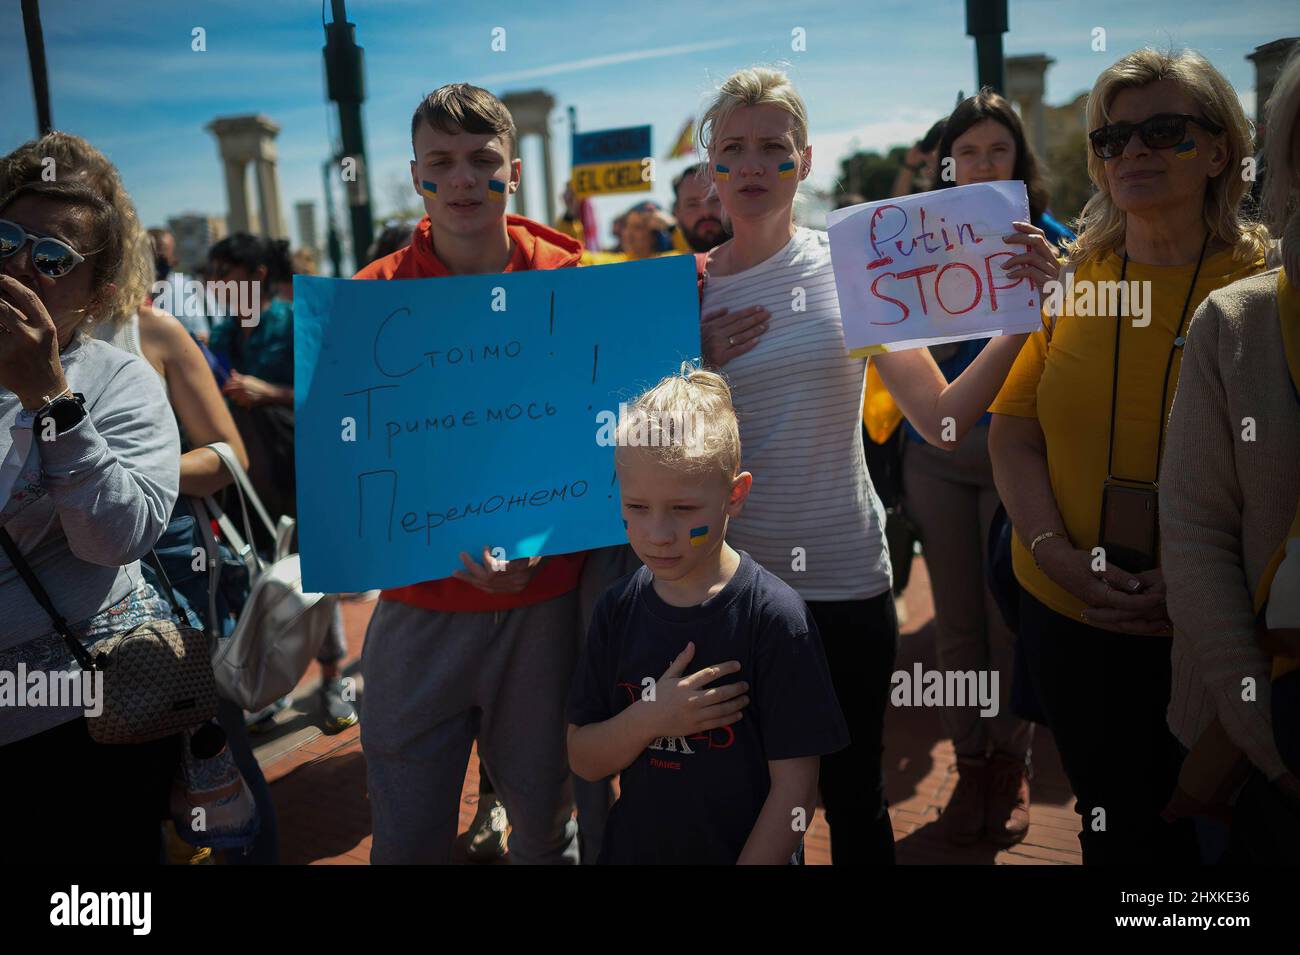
[
  {"xmin": 986, "ymin": 752, "xmax": 1031, "ymax": 846},
  {"xmin": 942, "ymin": 755, "xmax": 988, "ymax": 846},
  {"xmin": 319, "ymin": 677, "xmax": 359, "ymax": 734},
  {"xmin": 465, "ymin": 798, "xmax": 509, "ymax": 862},
  {"xmin": 245, "ymin": 694, "xmax": 292, "ymax": 734}
]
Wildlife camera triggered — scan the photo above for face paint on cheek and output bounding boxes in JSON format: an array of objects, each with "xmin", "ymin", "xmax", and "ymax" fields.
[
  {"xmin": 487, "ymin": 179, "xmax": 507, "ymax": 200},
  {"xmin": 778, "ymin": 160, "xmax": 797, "ymax": 179},
  {"xmin": 714, "ymin": 165, "xmax": 730, "ymax": 182},
  {"xmin": 1173, "ymin": 140, "xmax": 1198, "ymax": 160},
  {"xmin": 420, "ymin": 179, "xmax": 438, "ymax": 200},
  {"xmin": 689, "ymin": 525, "xmax": 710, "ymax": 547}
]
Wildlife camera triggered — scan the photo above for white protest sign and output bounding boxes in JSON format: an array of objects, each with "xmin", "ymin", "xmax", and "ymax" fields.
[{"xmin": 826, "ymin": 181, "xmax": 1042, "ymax": 355}]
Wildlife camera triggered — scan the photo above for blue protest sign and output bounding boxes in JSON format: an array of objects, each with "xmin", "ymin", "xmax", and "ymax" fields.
[
  {"xmin": 293, "ymin": 254, "xmax": 700, "ymax": 593},
  {"xmin": 571, "ymin": 124, "xmax": 653, "ymax": 198}
]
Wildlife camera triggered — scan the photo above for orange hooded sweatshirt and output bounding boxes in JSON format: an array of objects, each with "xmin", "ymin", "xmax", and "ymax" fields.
[{"xmin": 353, "ymin": 214, "xmax": 588, "ymax": 613}]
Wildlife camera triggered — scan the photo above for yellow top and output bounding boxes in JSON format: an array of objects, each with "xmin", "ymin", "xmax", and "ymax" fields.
[
  {"xmin": 990, "ymin": 246, "xmax": 1268, "ymax": 620},
  {"xmin": 862, "ymin": 361, "xmax": 903, "ymax": 444}
]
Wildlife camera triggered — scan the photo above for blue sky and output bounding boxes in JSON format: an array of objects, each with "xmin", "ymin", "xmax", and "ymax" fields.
[{"xmin": 1, "ymin": 0, "xmax": 1293, "ymax": 262}]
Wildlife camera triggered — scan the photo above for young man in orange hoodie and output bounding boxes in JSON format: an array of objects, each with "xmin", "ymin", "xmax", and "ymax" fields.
[{"xmin": 354, "ymin": 84, "xmax": 587, "ymax": 864}]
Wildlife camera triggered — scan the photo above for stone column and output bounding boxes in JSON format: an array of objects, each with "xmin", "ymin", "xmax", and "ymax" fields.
[
  {"xmin": 255, "ymin": 159, "xmax": 286, "ymax": 238},
  {"xmin": 500, "ymin": 90, "xmax": 557, "ymax": 223},
  {"xmin": 208, "ymin": 114, "xmax": 285, "ymax": 240},
  {"xmin": 540, "ymin": 128, "xmax": 556, "ymax": 225},
  {"xmin": 223, "ymin": 160, "xmax": 251, "ymax": 234},
  {"xmin": 1005, "ymin": 54, "xmax": 1054, "ymax": 161}
]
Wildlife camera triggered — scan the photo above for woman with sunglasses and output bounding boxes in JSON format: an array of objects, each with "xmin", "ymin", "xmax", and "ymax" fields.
[
  {"xmin": 988, "ymin": 48, "xmax": 1271, "ymax": 865},
  {"xmin": 0, "ymin": 179, "xmax": 182, "ymax": 863},
  {"xmin": 0, "ymin": 131, "xmax": 282, "ymax": 863}
]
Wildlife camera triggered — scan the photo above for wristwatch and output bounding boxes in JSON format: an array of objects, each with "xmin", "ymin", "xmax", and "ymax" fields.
[{"xmin": 34, "ymin": 392, "xmax": 87, "ymax": 435}]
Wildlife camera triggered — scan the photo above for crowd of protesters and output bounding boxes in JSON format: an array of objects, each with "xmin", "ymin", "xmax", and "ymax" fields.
[{"xmin": 0, "ymin": 39, "xmax": 1297, "ymax": 866}]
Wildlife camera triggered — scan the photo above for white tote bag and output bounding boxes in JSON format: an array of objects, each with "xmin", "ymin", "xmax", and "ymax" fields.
[{"xmin": 200, "ymin": 442, "xmax": 337, "ymax": 712}]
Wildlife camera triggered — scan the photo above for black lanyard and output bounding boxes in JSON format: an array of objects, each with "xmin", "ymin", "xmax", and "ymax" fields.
[{"xmin": 1106, "ymin": 232, "xmax": 1210, "ymax": 485}]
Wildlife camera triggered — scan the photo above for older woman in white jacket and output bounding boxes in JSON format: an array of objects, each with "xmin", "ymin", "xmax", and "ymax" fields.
[
  {"xmin": 1160, "ymin": 48, "xmax": 1300, "ymax": 863},
  {"xmin": 0, "ymin": 178, "xmax": 180, "ymax": 863}
]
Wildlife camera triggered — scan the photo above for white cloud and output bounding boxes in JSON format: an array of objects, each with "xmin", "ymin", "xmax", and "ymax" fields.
[{"xmin": 472, "ymin": 38, "xmax": 747, "ymax": 86}]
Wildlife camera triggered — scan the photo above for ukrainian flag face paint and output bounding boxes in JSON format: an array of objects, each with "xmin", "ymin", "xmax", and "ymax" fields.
[
  {"xmin": 689, "ymin": 525, "xmax": 710, "ymax": 547},
  {"xmin": 487, "ymin": 178, "xmax": 507, "ymax": 200},
  {"xmin": 778, "ymin": 160, "xmax": 797, "ymax": 179},
  {"xmin": 419, "ymin": 179, "xmax": 438, "ymax": 200},
  {"xmin": 714, "ymin": 164, "xmax": 731, "ymax": 182},
  {"xmin": 1173, "ymin": 139, "xmax": 1198, "ymax": 160}
]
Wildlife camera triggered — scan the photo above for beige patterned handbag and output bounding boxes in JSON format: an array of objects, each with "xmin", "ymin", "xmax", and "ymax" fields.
[{"xmin": 0, "ymin": 528, "xmax": 218, "ymax": 744}]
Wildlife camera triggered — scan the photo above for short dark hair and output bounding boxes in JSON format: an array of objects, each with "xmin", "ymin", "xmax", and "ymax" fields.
[
  {"xmin": 918, "ymin": 118, "xmax": 947, "ymax": 153},
  {"xmin": 365, "ymin": 222, "xmax": 414, "ymax": 265},
  {"xmin": 0, "ymin": 179, "xmax": 123, "ymax": 309},
  {"xmin": 410, "ymin": 84, "xmax": 517, "ymax": 159},
  {"xmin": 671, "ymin": 163, "xmax": 707, "ymax": 205},
  {"xmin": 938, "ymin": 88, "xmax": 1050, "ymax": 222},
  {"xmin": 209, "ymin": 233, "xmax": 292, "ymax": 285}
]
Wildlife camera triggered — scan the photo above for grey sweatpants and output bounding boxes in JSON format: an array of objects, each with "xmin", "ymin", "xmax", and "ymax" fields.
[{"xmin": 361, "ymin": 591, "xmax": 580, "ymax": 864}]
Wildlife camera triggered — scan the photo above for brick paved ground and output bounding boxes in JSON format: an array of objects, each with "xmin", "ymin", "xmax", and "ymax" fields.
[{"xmin": 259, "ymin": 559, "xmax": 1080, "ymax": 864}]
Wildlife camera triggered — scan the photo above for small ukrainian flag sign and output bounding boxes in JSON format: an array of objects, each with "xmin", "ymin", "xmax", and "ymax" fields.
[
  {"xmin": 488, "ymin": 178, "xmax": 507, "ymax": 200},
  {"xmin": 689, "ymin": 525, "xmax": 710, "ymax": 547},
  {"xmin": 419, "ymin": 179, "xmax": 438, "ymax": 200},
  {"xmin": 714, "ymin": 164, "xmax": 731, "ymax": 181},
  {"xmin": 778, "ymin": 160, "xmax": 797, "ymax": 179},
  {"xmin": 1173, "ymin": 140, "xmax": 1198, "ymax": 160}
]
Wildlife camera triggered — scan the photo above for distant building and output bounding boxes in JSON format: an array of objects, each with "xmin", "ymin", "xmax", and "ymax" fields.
[
  {"xmin": 295, "ymin": 201, "xmax": 319, "ymax": 254},
  {"xmin": 168, "ymin": 214, "xmax": 227, "ymax": 274},
  {"xmin": 1248, "ymin": 37, "xmax": 1300, "ymax": 126}
]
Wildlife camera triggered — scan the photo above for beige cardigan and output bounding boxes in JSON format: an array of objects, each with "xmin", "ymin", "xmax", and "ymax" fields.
[{"xmin": 1162, "ymin": 267, "xmax": 1299, "ymax": 781}]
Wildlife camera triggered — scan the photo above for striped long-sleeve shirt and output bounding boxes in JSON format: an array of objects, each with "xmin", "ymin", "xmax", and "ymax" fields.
[{"xmin": 703, "ymin": 228, "xmax": 891, "ymax": 602}]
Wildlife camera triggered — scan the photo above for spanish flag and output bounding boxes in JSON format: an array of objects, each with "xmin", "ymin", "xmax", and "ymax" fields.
[{"xmin": 667, "ymin": 118, "xmax": 695, "ymax": 159}]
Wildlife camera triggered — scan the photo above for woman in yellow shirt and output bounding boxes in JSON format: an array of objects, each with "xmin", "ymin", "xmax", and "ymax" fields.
[{"xmin": 988, "ymin": 48, "xmax": 1271, "ymax": 865}]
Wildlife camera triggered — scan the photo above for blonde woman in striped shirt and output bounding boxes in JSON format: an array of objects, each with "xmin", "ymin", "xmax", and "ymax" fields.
[{"xmin": 695, "ymin": 66, "xmax": 1059, "ymax": 863}]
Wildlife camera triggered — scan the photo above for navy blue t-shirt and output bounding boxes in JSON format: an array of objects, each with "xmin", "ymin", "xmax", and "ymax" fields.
[{"xmin": 567, "ymin": 551, "xmax": 849, "ymax": 864}]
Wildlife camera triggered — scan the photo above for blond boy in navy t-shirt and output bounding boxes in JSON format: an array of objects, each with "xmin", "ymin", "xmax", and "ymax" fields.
[{"xmin": 567, "ymin": 367, "xmax": 848, "ymax": 864}]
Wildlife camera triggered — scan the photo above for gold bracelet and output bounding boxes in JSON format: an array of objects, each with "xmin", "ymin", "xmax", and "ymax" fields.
[
  {"xmin": 1029, "ymin": 530, "xmax": 1067, "ymax": 567},
  {"xmin": 39, "ymin": 386, "xmax": 73, "ymax": 409}
]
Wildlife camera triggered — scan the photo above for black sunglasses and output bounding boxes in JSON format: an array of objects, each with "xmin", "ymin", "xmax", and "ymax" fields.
[
  {"xmin": 1088, "ymin": 112, "xmax": 1224, "ymax": 160},
  {"xmin": 0, "ymin": 218, "xmax": 87, "ymax": 278}
]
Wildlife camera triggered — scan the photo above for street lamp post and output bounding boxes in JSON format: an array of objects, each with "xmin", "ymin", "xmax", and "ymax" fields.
[
  {"xmin": 21, "ymin": 0, "xmax": 53, "ymax": 136},
  {"xmin": 323, "ymin": 0, "xmax": 374, "ymax": 271},
  {"xmin": 965, "ymin": 0, "xmax": 1009, "ymax": 94}
]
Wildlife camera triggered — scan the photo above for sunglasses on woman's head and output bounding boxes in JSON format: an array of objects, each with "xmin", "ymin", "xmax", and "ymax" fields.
[
  {"xmin": 0, "ymin": 218, "xmax": 87, "ymax": 278},
  {"xmin": 1088, "ymin": 113, "xmax": 1224, "ymax": 160}
]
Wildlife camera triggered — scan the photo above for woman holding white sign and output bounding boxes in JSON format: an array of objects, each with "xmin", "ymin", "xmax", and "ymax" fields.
[
  {"xmin": 895, "ymin": 89, "xmax": 1072, "ymax": 848},
  {"xmin": 696, "ymin": 66, "xmax": 1059, "ymax": 863},
  {"xmin": 988, "ymin": 48, "xmax": 1271, "ymax": 865}
]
